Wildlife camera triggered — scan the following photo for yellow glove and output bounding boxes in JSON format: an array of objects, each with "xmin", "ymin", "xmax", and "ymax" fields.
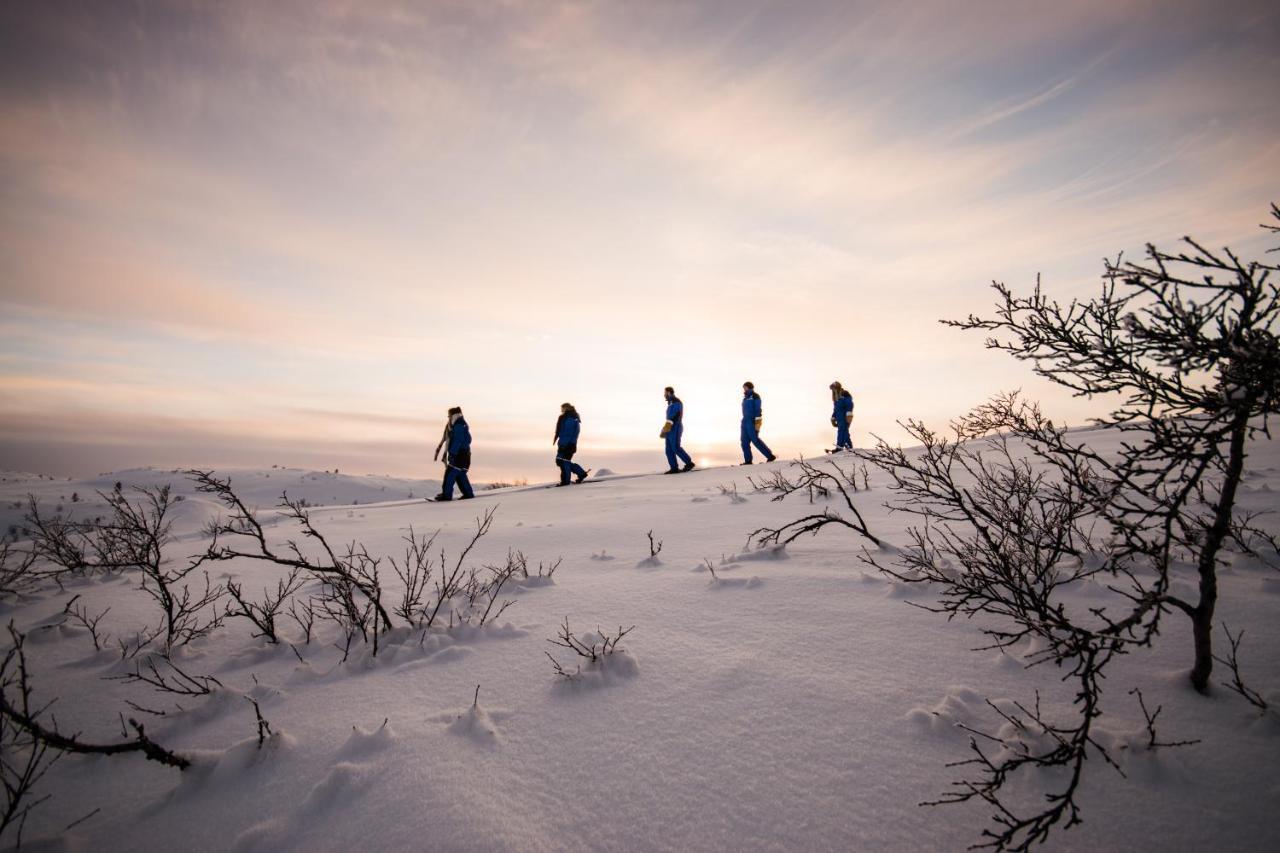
[
  {"xmin": 754, "ymin": 417, "xmax": 762, "ymax": 431},
  {"xmin": 830, "ymin": 417, "xmax": 837, "ymax": 427},
  {"xmin": 660, "ymin": 421, "xmax": 672, "ymax": 437}
]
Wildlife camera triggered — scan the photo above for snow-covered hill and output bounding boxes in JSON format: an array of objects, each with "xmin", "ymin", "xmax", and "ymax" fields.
[
  {"xmin": 1, "ymin": 430, "xmax": 1278, "ymax": 851},
  {"xmin": 0, "ymin": 467, "xmax": 442, "ymax": 545}
]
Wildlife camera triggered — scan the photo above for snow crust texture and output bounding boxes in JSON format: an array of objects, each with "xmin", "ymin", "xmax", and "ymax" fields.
[{"xmin": 3, "ymin": 432, "xmax": 1279, "ymax": 851}]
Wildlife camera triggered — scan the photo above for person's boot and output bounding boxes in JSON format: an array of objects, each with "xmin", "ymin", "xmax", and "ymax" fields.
[
  {"xmin": 765, "ymin": 454, "xmax": 777, "ymax": 462},
  {"xmin": 575, "ymin": 469, "xmax": 591, "ymax": 484},
  {"xmin": 663, "ymin": 468, "xmax": 679, "ymax": 474},
  {"xmin": 682, "ymin": 461, "xmax": 696, "ymax": 472},
  {"xmin": 433, "ymin": 494, "xmax": 452, "ymax": 502},
  {"xmin": 740, "ymin": 460, "xmax": 753, "ymax": 466}
]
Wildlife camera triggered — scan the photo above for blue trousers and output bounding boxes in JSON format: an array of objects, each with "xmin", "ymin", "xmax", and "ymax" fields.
[
  {"xmin": 835, "ymin": 420, "xmax": 852, "ymax": 450},
  {"xmin": 556, "ymin": 444, "xmax": 587, "ymax": 485},
  {"xmin": 664, "ymin": 425, "xmax": 693, "ymax": 470},
  {"xmin": 741, "ymin": 421, "xmax": 773, "ymax": 463},
  {"xmin": 442, "ymin": 464, "xmax": 474, "ymax": 499}
]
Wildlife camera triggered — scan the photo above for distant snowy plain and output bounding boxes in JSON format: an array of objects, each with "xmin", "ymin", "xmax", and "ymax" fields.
[{"xmin": 1, "ymin": 427, "xmax": 1278, "ymax": 851}]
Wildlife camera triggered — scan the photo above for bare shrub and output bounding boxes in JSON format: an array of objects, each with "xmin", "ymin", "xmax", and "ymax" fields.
[
  {"xmin": 748, "ymin": 457, "xmax": 882, "ymax": 548},
  {"xmin": 545, "ymin": 618, "xmax": 634, "ymax": 679},
  {"xmin": 225, "ymin": 567, "xmax": 305, "ymax": 644},
  {"xmin": 191, "ymin": 470, "xmax": 391, "ymax": 639},
  {"xmin": 28, "ymin": 486, "xmax": 224, "ymax": 653}
]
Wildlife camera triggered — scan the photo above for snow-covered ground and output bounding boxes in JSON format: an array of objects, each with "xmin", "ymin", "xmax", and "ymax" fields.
[{"xmin": 2, "ymin": 428, "xmax": 1278, "ymax": 852}]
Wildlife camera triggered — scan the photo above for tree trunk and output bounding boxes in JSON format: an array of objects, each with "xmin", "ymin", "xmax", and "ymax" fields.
[{"xmin": 1189, "ymin": 412, "xmax": 1250, "ymax": 693}]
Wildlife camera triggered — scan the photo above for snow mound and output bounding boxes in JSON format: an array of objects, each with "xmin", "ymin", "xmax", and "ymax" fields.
[
  {"xmin": 724, "ymin": 544, "xmax": 789, "ymax": 562},
  {"xmin": 336, "ymin": 721, "xmax": 396, "ymax": 760}
]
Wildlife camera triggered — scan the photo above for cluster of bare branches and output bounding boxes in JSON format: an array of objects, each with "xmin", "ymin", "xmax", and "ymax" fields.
[
  {"xmin": 1224, "ymin": 508, "xmax": 1280, "ymax": 571},
  {"xmin": 747, "ymin": 455, "xmax": 871, "ymax": 502},
  {"xmin": 454, "ymin": 552, "xmax": 522, "ymax": 628},
  {"xmin": 0, "ymin": 473, "xmax": 564, "ymax": 843},
  {"xmin": 225, "ymin": 567, "xmax": 306, "ymax": 645},
  {"xmin": 513, "ymin": 551, "xmax": 560, "ymax": 581},
  {"xmin": 191, "ymin": 471, "xmax": 392, "ymax": 650},
  {"xmin": 748, "ymin": 457, "xmax": 881, "ymax": 549},
  {"xmin": 1212, "ymin": 623, "xmax": 1272, "ymax": 716},
  {"xmin": 112, "ymin": 654, "xmax": 223, "ymax": 716},
  {"xmin": 26, "ymin": 486, "xmax": 225, "ymax": 655},
  {"xmin": 60, "ymin": 595, "xmax": 110, "ymax": 652},
  {"xmin": 0, "ymin": 542, "xmax": 43, "ymax": 601},
  {"xmin": 390, "ymin": 526, "xmax": 440, "ymax": 625},
  {"xmin": 391, "ymin": 509, "xmax": 518, "ymax": 634},
  {"xmin": 1127, "ymin": 688, "xmax": 1200, "ymax": 751},
  {"xmin": 545, "ymin": 618, "xmax": 634, "ymax": 679},
  {"xmin": 1, "ymin": 623, "xmax": 190, "ymax": 846},
  {"xmin": 193, "ymin": 481, "xmax": 550, "ymax": 659}
]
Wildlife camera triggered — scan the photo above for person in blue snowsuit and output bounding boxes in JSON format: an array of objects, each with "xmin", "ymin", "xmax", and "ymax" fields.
[
  {"xmin": 739, "ymin": 381, "xmax": 777, "ymax": 465},
  {"xmin": 553, "ymin": 403, "xmax": 591, "ymax": 486},
  {"xmin": 830, "ymin": 381, "xmax": 854, "ymax": 451},
  {"xmin": 434, "ymin": 406, "xmax": 475, "ymax": 501},
  {"xmin": 660, "ymin": 386, "xmax": 695, "ymax": 474}
]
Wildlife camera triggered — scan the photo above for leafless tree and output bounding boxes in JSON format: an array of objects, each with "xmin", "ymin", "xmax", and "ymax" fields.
[
  {"xmin": 942, "ymin": 210, "xmax": 1279, "ymax": 692},
  {"xmin": 758, "ymin": 206, "xmax": 1279, "ymax": 850}
]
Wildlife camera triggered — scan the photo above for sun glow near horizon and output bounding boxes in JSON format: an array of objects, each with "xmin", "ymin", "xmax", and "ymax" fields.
[{"xmin": 1, "ymin": 1, "xmax": 1277, "ymax": 481}]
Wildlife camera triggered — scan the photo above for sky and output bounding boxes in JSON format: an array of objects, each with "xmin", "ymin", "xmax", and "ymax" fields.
[{"xmin": 1, "ymin": 0, "xmax": 1278, "ymax": 481}]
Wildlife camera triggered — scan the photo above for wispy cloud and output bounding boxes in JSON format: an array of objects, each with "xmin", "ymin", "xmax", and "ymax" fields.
[{"xmin": 1, "ymin": 0, "xmax": 1276, "ymax": 478}]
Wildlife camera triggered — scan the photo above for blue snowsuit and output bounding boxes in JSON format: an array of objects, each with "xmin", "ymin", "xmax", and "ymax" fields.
[
  {"xmin": 555, "ymin": 411, "xmax": 588, "ymax": 485},
  {"xmin": 442, "ymin": 417, "xmax": 475, "ymax": 499},
  {"xmin": 832, "ymin": 391, "xmax": 854, "ymax": 450},
  {"xmin": 663, "ymin": 397, "xmax": 693, "ymax": 470},
  {"xmin": 741, "ymin": 392, "xmax": 774, "ymax": 463}
]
